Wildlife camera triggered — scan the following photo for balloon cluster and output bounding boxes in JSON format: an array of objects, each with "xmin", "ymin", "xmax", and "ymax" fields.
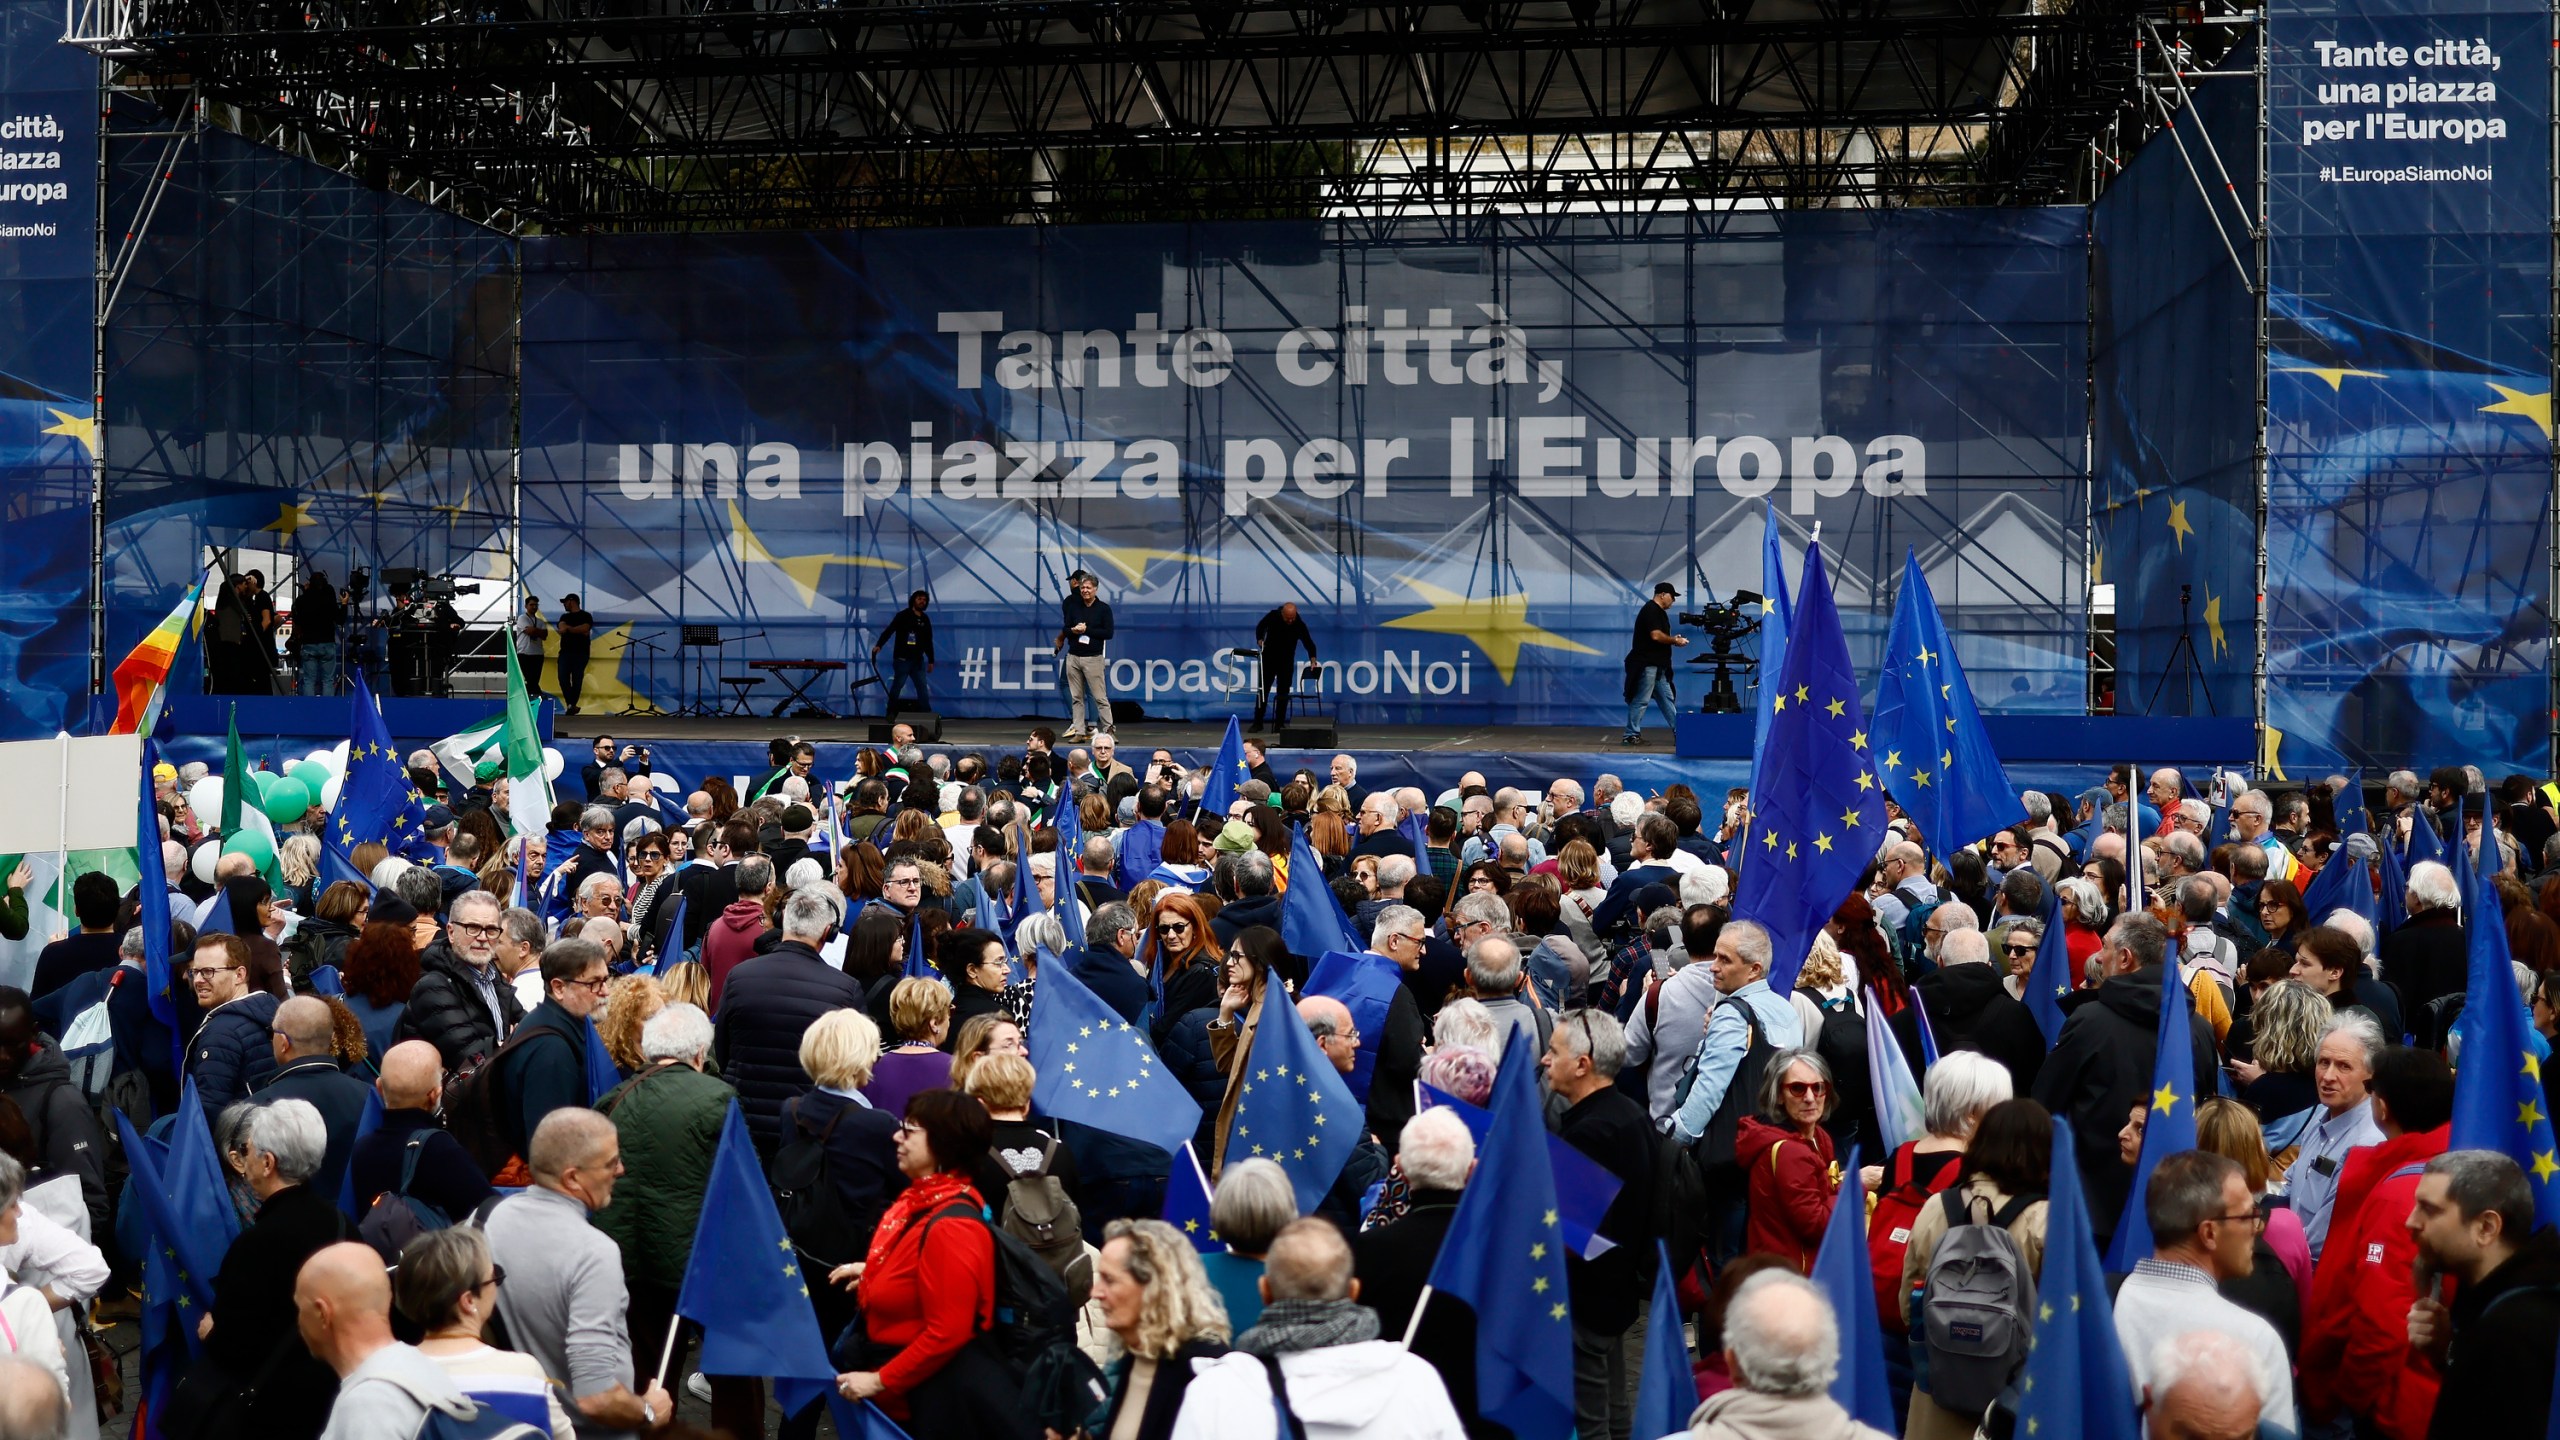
[{"xmin": 177, "ymin": 741, "xmax": 573, "ymax": 884}]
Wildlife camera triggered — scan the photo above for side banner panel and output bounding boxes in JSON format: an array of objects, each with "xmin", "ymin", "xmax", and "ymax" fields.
[
  {"xmin": 519, "ymin": 213, "xmax": 2089, "ymax": 726},
  {"xmin": 2266, "ymin": 0, "xmax": 2553, "ymax": 773},
  {"xmin": 0, "ymin": 0, "xmax": 95, "ymax": 738}
]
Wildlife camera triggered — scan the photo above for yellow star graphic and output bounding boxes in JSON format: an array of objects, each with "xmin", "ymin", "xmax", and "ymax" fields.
[
  {"xmin": 1841, "ymin": 808, "xmax": 1862, "ymax": 828},
  {"xmin": 2167, "ymin": 499, "xmax": 2193, "ymax": 552},
  {"xmin": 1381, "ymin": 579, "xmax": 1599, "ymax": 683},
  {"xmin": 1772, "ymin": 692, "xmax": 1787, "ymax": 714},
  {"xmin": 1917, "ymin": 646, "xmax": 1938, "ymax": 666},
  {"xmin": 1543, "ymin": 1209, "xmax": 1558, "ymax": 1226},
  {"xmin": 2091, "ymin": 548, "xmax": 2104, "ymax": 589},
  {"xmin": 1881, "ymin": 750, "xmax": 1903, "ymax": 772},
  {"xmin": 2198, "ymin": 592, "xmax": 2227, "ymax": 661},
  {"xmin": 1550, "ymin": 1303, "xmax": 1568, "ymax": 1321},
  {"xmin": 2536, "ymin": 1151, "xmax": 2560, "ymax": 1185},
  {"xmin": 1759, "ymin": 595, "xmax": 1776, "ymax": 613},
  {"xmin": 1911, "ymin": 771, "xmax": 1931, "ymax": 789},
  {"xmin": 2523, "ymin": 1099, "xmax": 2547, "ymax": 1129},
  {"xmin": 2529, "ymin": 1052, "xmax": 2543, "ymax": 1082},
  {"xmin": 1786, "ymin": 842, "xmax": 1798, "ymax": 860},
  {"xmin": 1813, "ymin": 832, "xmax": 1834, "ymax": 854},
  {"xmin": 1066, "ymin": 544, "xmax": 1224, "ymax": 588},
  {"xmin": 1825, "ymin": 698, "xmax": 1846, "ymax": 719},
  {"xmin": 1530, "ymin": 1242, "xmax": 1547, "ymax": 1261},
  {"xmin": 38, "ymin": 408, "xmax": 97, "ymax": 458},
  {"xmin": 2478, "ymin": 381, "xmax": 2560, "ymax": 438},
  {"xmin": 1855, "ymin": 771, "xmax": 1876, "ymax": 792},
  {"xmin": 2153, "ymin": 1083, "xmax": 2181, "ymax": 1115},
  {"xmin": 2277, "ymin": 366, "xmax": 2384, "ymax": 391},
  {"xmin": 1794, "ymin": 683, "xmax": 1808, "ymax": 703},
  {"xmin": 728, "ymin": 500, "xmax": 898, "ymax": 607},
  {"xmin": 262, "ymin": 500, "xmax": 316, "ymax": 537},
  {"xmin": 1849, "ymin": 729, "xmax": 1867, "ymax": 751},
  {"xmin": 1763, "ymin": 828, "xmax": 1779, "ymax": 850},
  {"xmin": 1532, "ymin": 1276, "xmax": 1549, "ymax": 1292}
]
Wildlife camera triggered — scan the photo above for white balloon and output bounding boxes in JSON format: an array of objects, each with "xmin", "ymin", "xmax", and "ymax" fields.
[
  {"xmin": 542, "ymin": 747, "xmax": 565, "ymax": 781},
  {"xmin": 190, "ymin": 840, "xmax": 220, "ymax": 885},
  {"xmin": 186, "ymin": 776, "xmax": 227, "ymax": 824},
  {"xmin": 302, "ymin": 749, "xmax": 335, "ymax": 772},
  {"xmin": 321, "ymin": 775, "xmax": 343, "ymax": 811}
]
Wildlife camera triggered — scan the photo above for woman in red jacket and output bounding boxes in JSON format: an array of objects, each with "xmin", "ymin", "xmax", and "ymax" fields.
[
  {"xmin": 826, "ymin": 1089, "xmax": 1022, "ymax": 1436},
  {"xmin": 1734, "ymin": 1047, "xmax": 1843, "ymax": 1270}
]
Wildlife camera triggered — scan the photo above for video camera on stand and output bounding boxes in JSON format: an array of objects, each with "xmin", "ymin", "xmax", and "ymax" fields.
[{"xmin": 1681, "ymin": 590, "xmax": 1764, "ymax": 714}]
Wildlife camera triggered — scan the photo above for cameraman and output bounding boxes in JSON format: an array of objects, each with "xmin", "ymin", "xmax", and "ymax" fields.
[{"xmin": 1623, "ymin": 581, "xmax": 1687, "ymax": 745}]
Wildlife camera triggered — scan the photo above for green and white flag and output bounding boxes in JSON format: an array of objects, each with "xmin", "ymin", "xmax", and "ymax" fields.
[
  {"xmin": 430, "ymin": 645, "xmax": 555, "ymax": 837},
  {"xmin": 428, "ymin": 713, "xmax": 508, "ymax": 797}
]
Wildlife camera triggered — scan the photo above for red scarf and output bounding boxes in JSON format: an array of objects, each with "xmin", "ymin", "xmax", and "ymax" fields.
[{"xmin": 866, "ymin": 1169, "xmax": 982, "ymax": 1270}]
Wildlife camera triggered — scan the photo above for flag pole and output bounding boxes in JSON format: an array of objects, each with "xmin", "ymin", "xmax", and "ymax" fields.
[
  {"xmin": 1399, "ymin": 1284, "xmax": 1434, "ymax": 1349},
  {"xmin": 656, "ymin": 1314, "xmax": 683, "ymax": 1391},
  {"xmin": 53, "ymin": 731, "xmax": 71, "ymax": 925}
]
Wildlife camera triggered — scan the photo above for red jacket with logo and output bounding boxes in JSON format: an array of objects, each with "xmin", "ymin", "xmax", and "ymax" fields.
[{"xmin": 2302, "ymin": 1123, "xmax": 2450, "ymax": 1440}]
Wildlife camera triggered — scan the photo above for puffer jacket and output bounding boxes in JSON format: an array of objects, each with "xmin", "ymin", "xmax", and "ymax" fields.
[
  {"xmin": 592, "ymin": 1060, "xmax": 737, "ymax": 1293},
  {"xmin": 190, "ymin": 990, "xmax": 282, "ymax": 1114},
  {"xmin": 396, "ymin": 940, "xmax": 523, "ymax": 1073},
  {"xmin": 711, "ymin": 939, "xmax": 866, "ymax": 1154},
  {"xmin": 0, "ymin": 1038, "xmax": 109, "ymax": 1240}
]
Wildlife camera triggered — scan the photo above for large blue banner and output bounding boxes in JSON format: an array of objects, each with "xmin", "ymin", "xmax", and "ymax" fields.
[
  {"xmin": 2266, "ymin": 0, "xmax": 2553, "ymax": 773},
  {"xmin": 520, "ymin": 214, "xmax": 2089, "ymax": 726},
  {"xmin": 0, "ymin": 0, "xmax": 96, "ymax": 737}
]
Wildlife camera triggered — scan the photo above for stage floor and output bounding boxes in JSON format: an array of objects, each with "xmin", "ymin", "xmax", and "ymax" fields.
[{"xmin": 546, "ymin": 713, "xmax": 1664, "ymax": 756}]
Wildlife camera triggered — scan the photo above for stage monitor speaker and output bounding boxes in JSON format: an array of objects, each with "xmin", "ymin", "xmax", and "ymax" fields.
[
  {"xmin": 871, "ymin": 710, "xmax": 943, "ymax": 743},
  {"xmin": 1278, "ymin": 718, "xmax": 1336, "ymax": 748}
]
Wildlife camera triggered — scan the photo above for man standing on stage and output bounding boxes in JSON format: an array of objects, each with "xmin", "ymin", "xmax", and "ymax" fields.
[
  {"xmin": 1058, "ymin": 569, "xmax": 1115, "ymax": 741},
  {"xmin": 513, "ymin": 595, "xmax": 550, "ymax": 700},
  {"xmin": 1623, "ymin": 581, "xmax": 1687, "ymax": 746},
  {"xmin": 557, "ymin": 593, "xmax": 594, "ymax": 715},
  {"xmin": 873, "ymin": 589, "xmax": 936, "ymax": 712},
  {"xmin": 1251, "ymin": 601, "xmax": 1317, "ymax": 732}
]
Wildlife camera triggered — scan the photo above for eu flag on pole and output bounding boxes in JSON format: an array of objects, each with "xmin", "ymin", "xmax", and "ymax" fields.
[
  {"xmin": 585, "ymin": 1018, "xmax": 621, "ymax": 1104},
  {"xmin": 2012, "ymin": 1121, "xmax": 2141, "ymax": 1440},
  {"xmin": 653, "ymin": 893, "xmax": 689, "ymax": 975},
  {"xmin": 2103, "ymin": 958, "xmax": 2199, "ymax": 1271},
  {"xmin": 137, "ymin": 744, "xmax": 183, "ymax": 1076},
  {"xmin": 2377, "ymin": 827, "xmax": 2409, "ymax": 935},
  {"xmin": 677, "ymin": 1102, "xmax": 839, "ymax": 1412},
  {"xmin": 1811, "ymin": 1144, "xmax": 1894, "ymax": 1432},
  {"xmin": 2403, "ymin": 804, "xmax": 2447, "ymax": 869},
  {"xmin": 1052, "ymin": 793, "xmax": 1089, "ymax": 951},
  {"xmin": 1628, "ymin": 1241, "xmax": 1698, "ymax": 1440},
  {"xmin": 1160, "ymin": 1140, "xmax": 1222, "ymax": 1254},
  {"xmin": 1416, "ymin": 1083, "xmax": 1622, "ymax": 1259},
  {"xmin": 1201, "ymin": 717, "xmax": 1249, "ymax": 821},
  {"xmin": 323, "ymin": 673, "xmax": 438, "ymax": 884},
  {"xmin": 1225, "ymin": 969, "xmax": 1359, "ymax": 1212},
  {"xmin": 1864, "ymin": 996, "xmax": 1926, "ymax": 1153},
  {"xmin": 1399, "ymin": 808, "xmax": 1432, "ymax": 874},
  {"xmin": 1734, "ymin": 536, "xmax": 1887, "ymax": 993},
  {"xmin": 335, "ymin": 1088, "xmax": 386, "ymax": 1218},
  {"xmin": 1754, "ymin": 503, "xmax": 1796, "ymax": 760},
  {"xmin": 1873, "ymin": 551, "xmax": 2023, "ymax": 859},
  {"xmin": 1424, "ymin": 1030, "xmax": 1575, "ymax": 1440},
  {"xmin": 194, "ymin": 889, "xmax": 236, "ymax": 939},
  {"xmin": 2448, "ymin": 808, "xmax": 2560, "ymax": 1224},
  {"xmin": 1306, "ymin": 949, "xmax": 1401, "ymax": 1104},
  {"xmin": 2296, "ymin": 819, "xmax": 2378, "ymax": 933},
  {"xmin": 2025, "ymin": 873, "xmax": 2075, "ymax": 1046},
  {"xmin": 1027, "ymin": 944, "xmax": 1200, "ymax": 1157},
  {"xmin": 900, "ymin": 903, "xmax": 937, "ymax": 981},
  {"xmin": 119, "ymin": 1078, "xmax": 239, "ymax": 1342},
  {"xmin": 1281, "ymin": 827, "xmax": 1360, "ymax": 962}
]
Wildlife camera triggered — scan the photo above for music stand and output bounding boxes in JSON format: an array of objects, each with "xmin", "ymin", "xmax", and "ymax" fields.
[{"xmin": 679, "ymin": 625, "xmax": 725, "ymax": 717}]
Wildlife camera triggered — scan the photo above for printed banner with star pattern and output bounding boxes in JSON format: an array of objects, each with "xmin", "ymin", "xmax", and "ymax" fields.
[{"xmin": 2260, "ymin": 0, "xmax": 2552, "ymax": 774}]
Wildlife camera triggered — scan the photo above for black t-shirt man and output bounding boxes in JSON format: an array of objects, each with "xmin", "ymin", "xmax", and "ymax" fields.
[{"xmin": 1629, "ymin": 584, "xmax": 1679, "ymax": 669}]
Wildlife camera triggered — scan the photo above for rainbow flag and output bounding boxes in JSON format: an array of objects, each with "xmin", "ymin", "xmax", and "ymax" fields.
[{"xmin": 110, "ymin": 580, "xmax": 205, "ymax": 735}]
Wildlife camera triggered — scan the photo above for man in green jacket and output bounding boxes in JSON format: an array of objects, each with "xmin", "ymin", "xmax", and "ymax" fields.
[{"xmin": 590, "ymin": 1001, "xmax": 760, "ymax": 1440}]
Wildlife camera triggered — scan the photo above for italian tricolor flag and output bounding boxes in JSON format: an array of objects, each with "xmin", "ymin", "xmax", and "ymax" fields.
[{"xmin": 430, "ymin": 646, "xmax": 555, "ymax": 836}]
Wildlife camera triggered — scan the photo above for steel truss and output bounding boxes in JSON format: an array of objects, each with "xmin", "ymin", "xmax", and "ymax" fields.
[{"xmin": 68, "ymin": 0, "xmax": 2182, "ymax": 231}]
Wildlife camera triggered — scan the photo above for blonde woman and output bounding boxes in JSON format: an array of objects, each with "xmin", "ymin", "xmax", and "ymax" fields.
[
  {"xmin": 1055, "ymin": 1219, "xmax": 1231, "ymax": 1440},
  {"xmin": 594, "ymin": 974, "xmax": 666, "ymax": 1077},
  {"xmin": 861, "ymin": 977, "xmax": 953, "ymax": 1116},
  {"xmin": 781, "ymin": 1010, "xmax": 902, "ymax": 1363}
]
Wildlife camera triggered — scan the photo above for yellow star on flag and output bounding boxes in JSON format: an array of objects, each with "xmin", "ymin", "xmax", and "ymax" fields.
[
  {"xmin": 1813, "ymin": 832, "xmax": 1834, "ymax": 853},
  {"xmin": 2522, "ymin": 1099, "xmax": 2547, "ymax": 1129},
  {"xmin": 2478, "ymin": 381, "xmax": 2560, "ymax": 438},
  {"xmin": 263, "ymin": 500, "xmax": 316, "ymax": 537},
  {"xmin": 1855, "ymin": 771, "xmax": 1876, "ymax": 791},
  {"xmin": 2277, "ymin": 366, "xmax": 2384, "ymax": 391},
  {"xmin": 1066, "ymin": 543, "xmax": 1223, "ymax": 588},
  {"xmin": 1841, "ymin": 808, "xmax": 1862, "ymax": 829},
  {"xmin": 1381, "ymin": 579, "xmax": 1599, "ymax": 683},
  {"xmin": 1911, "ymin": 771, "xmax": 1931, "ymax": 789},
  {"xmin": 38, "ymin": 408, "xmax": 97, "ymax": 458},
  {"xmin": 1773, "ymin": 692, "xmax": 1787, "ymax": 714},
  {"xmin": 1881, "ymin": 750, "xmax": 1903, "ymax": 771},
  {"xmin": 2167, "ymin": 499, "xmax": 2193, "ymax": 552},
  {"xmin": 1848, "ymin": 729, "xmax": 1867, "ymax": 751},
  {"xmin": 2203, "ymin": 591, "xmax": 2228, "ymax": 661},
  {"xmin": 2153, "ymin": 1083, "xmax": 2181, "ymax": 1115},
  {"xmin": 729, "ymin": 501, "xmax": 898, "ymax": 607},
  {"xmin": 1826, "ymin": 698, "xmax": 1846, "ymax": 718},
  {"xmin": 2536, "ymin": 1151, "xmax": 2560, "ymax": 1185}
]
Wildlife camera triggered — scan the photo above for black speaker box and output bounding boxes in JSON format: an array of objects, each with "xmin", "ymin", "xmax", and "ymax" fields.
[
  {"xmin": 871, "ymin": 710, "xmax": 943, "ymax": 742},
  {"xmin": 1278, "ymin": 718, "xmax": 1336, "ymax": 748}
]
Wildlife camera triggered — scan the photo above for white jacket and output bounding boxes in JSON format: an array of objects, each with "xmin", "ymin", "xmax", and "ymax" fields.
[{"xmin": 1167, "ymin": 1342, "xmax": 1465, "ymax": 1440}]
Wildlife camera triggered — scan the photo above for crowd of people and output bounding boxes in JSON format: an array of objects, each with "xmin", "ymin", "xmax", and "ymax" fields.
[{"xmin": 0, "ymin": 744, "xmax": 2553, "ymax": 1440}]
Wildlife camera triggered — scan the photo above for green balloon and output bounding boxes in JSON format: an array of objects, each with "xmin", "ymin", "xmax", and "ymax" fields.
[
  {"xmin": 247, "ymin": 769, "xmax": 276, "ymax": 799},
  {"xmin": 221, "ymin": 828, "xmax": 276, "ymax": 870},
  {"xmin": 261, "ymin": 777, "xmax": 312, "ymax": 825},
  {"xmin": 288, "ymin": 760, "xmax": 331, "ymax": 795}
]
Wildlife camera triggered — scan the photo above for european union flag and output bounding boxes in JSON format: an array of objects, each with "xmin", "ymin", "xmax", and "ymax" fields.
[
  {"xmin": 1306, "ymin": 949, "xmax": 1400, "ymax": 1104},
  {"xmin": 1225, "ymin": 968, "xmax": 1359, "ymax": 1211},
  {"xmin": 1810, "ymin": 1143, "xmax": 1894, "ymax": 1432},
  {"xmin": 1416, "ymin": 1083, "xmax": 1621, "ymax": 1259},
  {"xmin": 1398, "ymin": 808, "xmax": 1432, "ymax": 874},
  {"xmin": 2025, "ymin": 871, "xmax": 2075, "ymax": 1046},
  {"xmin": 2377, "ymin": 827, "xmax": 2409, "ymax": 935},
  {"xmin": 1201, "ymin": 717, "xmax": 1249, "ymax": 821},
  {"xmin": 2296, "ymin": 815, "xmax": 2378, "ymax": 933},
  {"xmin": 136, "ymin": 744, "xmax": 183, "ymax": 1076},
  {"xmin": 2013, "ymin": 1120, "xmax": 2141, "ymax": 1440},
  {"xmin": 115, "ymin": 1078, "xmax": 239, "ymax": 1350},
  {"xmin": 1160, "ymin": 1140, "xmax": 1222, "ymax": 1254},
  {"xmin": 1735, "ymin": 536, "xmax": 1887, "ymax": 993},
  {"xmin": 2103, "ymin": 958, "xmax": 2198, "ymax": 1271},
  {"xmin": 900, "ymin": 903, "xmax": 937, "ymax": 982},
  {"xmin": 1009, "ymin": 817, "xmax": 1041, "ymax": 946},
  {"xmin": 1629, "ymin": 1241, "xmax": 1698, "ymax": 1440},
  {"xmin": 1280, "ymin": 827, "xmax": 1359, "ymax": 962},
  {"xmin": 1028, "ymin": 944, "xmax": 1200, "ymax": 1157},
  {"xmin": 335, "ymin": 1088, "xmax": 386, "ymax": 1218},
  {"xmin": 585, "ymin": 1017, "xmax": 621, "ymax": 1103},
  {"xmin": 828, "ymin": 1398, "xmax": 917, "ymax": 1440},
  {"xmin": 1424, "ymin": 1031, "xmax": 1574, "ymax": 1439},
  {"xmin": 194, "ymin": 890, "xmax": 235, "ymax": 939},
  {"xmin": 678, "ymin": 1102, "xmax": 839, "ymax": 1413},
  {"xmin": 1874, "ymin": 551, "xmax": 2023, "ymax": 860},
  {"xmin": 653, "ymin": 893, "xmax": 689, "ymax": 975},
  {"xmin": 322, "ymin": 673, "xmax": 437, "ymax": 884},
  {"xmin": 2448, "ymin": 810, "xmax": 2560, "ymax": 1224},
  {"xmin": 1754, "ymin": 502, "xmax": 1796, "ymax": 760},
  {"xmin": 2403, "ymin": 803, "xmax": 2447, "ymax": 870},
  {"xmin": 2332, "ymin": 772, "xmax": 2371, "ymax": 842},
  {"xmin": 1052, "ymin": 790, "xmax": 1089, "ymax": 951}
]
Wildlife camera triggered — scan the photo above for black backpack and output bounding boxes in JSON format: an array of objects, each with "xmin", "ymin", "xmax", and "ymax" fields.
[
  {"xmin": 1682, "ymin": 997, "xmax": 1778, "ymax": 1199},
  {"xmin": 358, "ymin": 1132, "xmax": 457, "ymax": 1264},
  {"xmin": 771, "ymin": 1105, "xmax": 870, "ymax": 1273},
  {"xmin": 915, "ymin": 1200, "xmax": 1075, "ymax": 1368}
]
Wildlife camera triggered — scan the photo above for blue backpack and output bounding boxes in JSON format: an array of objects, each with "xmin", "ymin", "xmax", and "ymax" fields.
[{"xmin": 417, "ymin": 1399, "xmax": 543, "ymax": 1440}]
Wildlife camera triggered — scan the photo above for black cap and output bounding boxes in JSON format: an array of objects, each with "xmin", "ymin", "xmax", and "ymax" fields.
[{"xmin": 1653, "ymin": 582, "xmax": 1679, "ymax": 598}]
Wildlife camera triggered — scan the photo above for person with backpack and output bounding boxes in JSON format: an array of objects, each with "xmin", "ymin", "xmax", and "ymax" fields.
[
  {"xmin": 464, "ymin": 939, "xmax": 610, "ymax": 1184},
  {"xmin": 1668, "ymin": 920, "xmax": 1802, "ymax": 1264},
  {"xmin": 393, "ymin": 1228, "xmax": 574, "ymax": 1440},
  {"xmin": 1732, "ymin": 1048, "xmax": 1841, "ymax": 1272},
  {"xmin": 588, "ymin": 1004, "xmax": 760, "ymax": 1440},
  {"xmin": 825, "ymin": 1089, "xmax": 1030, "ymax": 1437},
  {"xmin": 1865, "ymin": 1053, "xmax": 2011, "ymax": 1339},
  {"xmin": 960, "ymin": 1054, "xmax": 1088, "ymax": 1295},
  {"xmin": 1896, "ymin": 1097, "xmax": 2050, "ymax": 1440},
  {"xmin": 348, "ymin": 1042, "xmax": 492, "ymax": 1252},
  {"xmin": 297, "ymin": 1241, "xmax": 485, "ymax": 1440}
]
